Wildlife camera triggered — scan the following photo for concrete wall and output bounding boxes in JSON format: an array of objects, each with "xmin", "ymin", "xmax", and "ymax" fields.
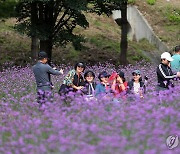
[{"xmin": 112, "ymin": 6, "xmax": 169, "ymax": 52}]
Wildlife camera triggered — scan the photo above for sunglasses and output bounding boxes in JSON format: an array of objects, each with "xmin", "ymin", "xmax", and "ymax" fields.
[
  {"xmin": 86, "ymin": 75, "xmax": 94, "ymax": 77},
  {"xmin": 132, "ymin": 73, "xmax": 140, "ymax": 76},
  {"xmin": 162, "ymin": 59, "xmax": 170, "ymax": 62},
  {"xmin": 77, "ymin": 65, "xmax": 84, "ymax": 68}
]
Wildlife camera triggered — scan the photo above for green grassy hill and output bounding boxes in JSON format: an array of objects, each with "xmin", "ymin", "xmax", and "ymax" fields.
[
  {"xmin": 135, "ymin": 0, "xmax": 180, "ymax": 48},
  {"xmin": 0, "ymin": 0, "xmax": 179, "ymax": 67}
]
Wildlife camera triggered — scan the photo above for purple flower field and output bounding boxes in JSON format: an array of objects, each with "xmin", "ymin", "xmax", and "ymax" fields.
[{"xmin": 0, "ymin": 63, "xmax": 180, "ymax": 154}]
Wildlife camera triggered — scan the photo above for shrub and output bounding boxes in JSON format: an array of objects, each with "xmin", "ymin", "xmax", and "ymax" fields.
[{"xmin": 147, "ymin": 0, "xmax": 156, "ymax": 5}]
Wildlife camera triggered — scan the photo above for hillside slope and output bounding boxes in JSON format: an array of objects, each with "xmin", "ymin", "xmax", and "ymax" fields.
[
  {"xmin": 1, "ymin": 0, "xmax": 179, "ymax": 67},
  {"xmin": 135, "ymin": 0, "xmax": 180, "ymax": 49}
]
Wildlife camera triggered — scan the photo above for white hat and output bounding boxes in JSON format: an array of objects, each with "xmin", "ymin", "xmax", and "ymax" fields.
[{"xmin": 161, "ymin": 52, "xmax": 173, "ymax": 62}]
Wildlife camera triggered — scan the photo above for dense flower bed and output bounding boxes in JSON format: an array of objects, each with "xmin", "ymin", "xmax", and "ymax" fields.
[{"xmin": 0, "ymin": 63, "xmax": 180, "ymax": 154}]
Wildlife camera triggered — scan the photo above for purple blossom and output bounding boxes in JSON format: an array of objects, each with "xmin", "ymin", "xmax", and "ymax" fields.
[{"xmin": 0, "ymin": 63, "xmax": 180, "ymax": 153}]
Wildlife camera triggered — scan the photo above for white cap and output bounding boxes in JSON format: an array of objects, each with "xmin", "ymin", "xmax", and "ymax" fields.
[{"xmin": 161, "ymin": 52, "xmax": 174, "ymax": 62}]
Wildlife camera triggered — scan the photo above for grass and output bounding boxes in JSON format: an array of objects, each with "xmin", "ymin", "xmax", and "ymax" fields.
[
  {"xmin": 147, "ymin": 0, "xmax": 156, "ymax": 5},
  {"xmin": 135, "ymin": 0, "xmax": 180, "ymax": 48},
  {"xmin": 1, "ymin": 3, "xmax": 177, "ymax": 66},
  {"xmin": 88, "ymin": 35, "xmax": 120, "ymax": 52}
]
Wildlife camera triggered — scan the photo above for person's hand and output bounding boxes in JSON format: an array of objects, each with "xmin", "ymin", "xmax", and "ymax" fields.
[
  {"xmin": 177, "ymin": 72, "xmax": 180, "ymax": 77},
  {"xmin": 60, "ymin": 69, "xmax": 64, "ymax": 74},
  {"xmin": 117, "ymin": 76, "xmax": 123, "ymax": 83},
  {"xmin": 140, "ymin": 95, "xmax": 144, "ymax": 99},
  {"xmin": 112, "ymin": 79, "xmax": 116, "ymax": 85},
  {"xmin": 76, "ymin": 86, "xmax": 84, "ymax": 90}
]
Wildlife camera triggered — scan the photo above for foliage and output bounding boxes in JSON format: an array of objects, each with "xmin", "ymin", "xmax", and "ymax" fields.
[
  {"xmin": 0, "ymin": 0, "xmax": 18, "ymax": 18},
  {"xmin": 0, "ymin": 63, "xmax": 180, "ymax": 153},
  {"xmin": 128, "ymin": 0, "xmax": 136, "ymax": 4},
  {"xmin": 14, "ymin": 0, "xmax": 129, "ymax": 53},
  {"xmin": 146, "ymin": 0, "xmax": 156, "ymax": 5},
  {"xmin": 166, "ymin": 8, "xmax": 180, "ymax": 23},
  {"xmin": 15, "ymin": 0, "xmax": 90, "ymax": 49}
]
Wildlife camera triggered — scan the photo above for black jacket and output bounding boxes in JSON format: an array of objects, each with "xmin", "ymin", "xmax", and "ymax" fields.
[
  {"xmin": 127, "ymin": 80, "xmax": 145, "ymax": 94},
  {"xmin": 82, "ymin": 81, "xmax": 96, "ymax": 95},
  {"xmin": 157, "ymin": 63, "xmax": 176, "ymax": 88}
]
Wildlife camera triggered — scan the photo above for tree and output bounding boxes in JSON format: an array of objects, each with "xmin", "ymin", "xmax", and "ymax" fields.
[
  {"xmin": 16, "ymin": 0, "xmax": 89, "ymax": 61},
  {"xmin": 88, "ymin": 0, "xmax": 128, "ymax": 65},
  {"xmin": 0, "ymin": 0, "xmax": 18, "ymax": 18},
  {"xmin": 115, "ymin": 1, "xmax": 128, "ymax": 65},
  {"xmin": 16, "ymin": 0, "xmax": 128, "ymax": 64}
]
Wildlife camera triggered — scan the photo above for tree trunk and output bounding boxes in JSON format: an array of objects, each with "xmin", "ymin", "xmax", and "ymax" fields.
[
  {"xmin": 40, "ymin": 39, "xmax": 53, "ymax": 62},
  {"xmin": 120, "ymin": 2, "xmax": 128, "ymax": 65},
  {"xmin": 31, "ymin": 36, "xmax": 39, "ymax": 62},
  {"xmin": 30, "ymin": 2, "xmax": 39, "ymax": 63}
]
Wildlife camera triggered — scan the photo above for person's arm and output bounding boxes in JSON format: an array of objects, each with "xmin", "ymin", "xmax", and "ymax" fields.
[
  {"xmin": 116, "ymin": 77, "xmax": 126, "ymax": 91},
  {"xmin": 119, "ymin": 82, "xmax": 126, "ymax": 91},
  {"xmin": 111, "ymin": 79, "xmax": 116, "ymax": 92},
  {"xmin": 158, "ymin": 64, "xmax": 177, "ymax": 79},
  {"xmin": 47, "ymin": 64, "xmax": 63, "ymax": 75},
  {"xmin": 72, "ymin": 85, "xmax": 84, "ymax": 90},
  {"xmin": 95, "ymin": 84, "xmax": 101, "ymax": 96}
]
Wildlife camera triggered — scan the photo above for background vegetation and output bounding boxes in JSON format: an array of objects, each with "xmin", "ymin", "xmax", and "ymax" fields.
[{"xmin": 0, "ymin": 0, "xmax": 179, "ymax": 68}]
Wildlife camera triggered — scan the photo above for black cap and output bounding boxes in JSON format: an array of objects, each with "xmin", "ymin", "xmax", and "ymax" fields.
[
  {"xmin": 118, "ymin": 71, "xmax": 124, "ymax": 79},
  {"xmin": 84, "ymin": 70, "xmax": 95, "ymax": 78},
  {"xmin": 38, "ymin": 51, "xmax": 48, "ymax": 59},
  {"xmin": 98, "ymin": 71, "xmax": 110, "ymax": 80},
  {"xmin": 74, "ymin": 62, "xmax": 85, "ymax": 70}
]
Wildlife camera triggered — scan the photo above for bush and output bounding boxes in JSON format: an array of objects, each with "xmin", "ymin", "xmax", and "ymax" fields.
[
  {"xmin": 0, "ymin": 0, "xmax": 18, "ymax": 18},
  {"xmin": 128, "ymin": 0, "xmax": 136, "ymax": 4},
  {"xmin": 147, "ymin": 0, "xmax": 156, "ymax": 5},
  {"xmin": 167, "ymin": 9, "xmax": 180, "ymax": 23}
]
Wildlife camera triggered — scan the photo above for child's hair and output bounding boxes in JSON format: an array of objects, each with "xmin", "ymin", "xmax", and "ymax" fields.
[{"xmin": 84, "ymin": 70, "xmax": 95, "ymax": 78}]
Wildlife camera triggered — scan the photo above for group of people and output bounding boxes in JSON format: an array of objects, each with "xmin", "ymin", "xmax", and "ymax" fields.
[
  {"xmin": 58, "ymin": 62, "xmax": 146, "ymax": 99},
  {"xmin": 33, "ymin": 45, "xmax": 180, "ymax": 105}
]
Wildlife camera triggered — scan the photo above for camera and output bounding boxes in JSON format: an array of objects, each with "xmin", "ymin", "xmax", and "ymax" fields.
[{"xmin": 144, "ymin": 76, "xmax": 148, "ymax": 80}]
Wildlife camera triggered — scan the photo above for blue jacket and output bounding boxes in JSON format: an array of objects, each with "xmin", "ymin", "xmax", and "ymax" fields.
[{"xmin": 95, "ymin": 83, "xmax": 110, "ymax": 96}]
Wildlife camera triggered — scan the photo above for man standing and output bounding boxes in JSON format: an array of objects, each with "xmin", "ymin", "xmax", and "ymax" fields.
[
  {"xmin": 171, "ymin": 45, "xmax": 180, "ymax": 72},
  {"xmin": 156, "ymin": 52, "xmax": 180, "ymax": 91},
  {"xmin": 33, "ymin": 51, "xmax": 63, "ymax": 105}
]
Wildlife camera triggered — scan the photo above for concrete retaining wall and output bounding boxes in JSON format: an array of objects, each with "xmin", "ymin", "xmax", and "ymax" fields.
[{"xmin": 112, "ymin": 6, "xmax": 169, "ymax": 52}]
